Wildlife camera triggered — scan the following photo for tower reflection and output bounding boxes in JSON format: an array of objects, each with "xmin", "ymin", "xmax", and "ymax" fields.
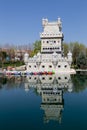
[{"xmin": 25, "ymin": 74, "xmax": 73, "ymax": 123}]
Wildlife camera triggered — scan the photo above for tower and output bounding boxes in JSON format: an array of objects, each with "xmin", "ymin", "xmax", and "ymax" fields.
[
  {"xmin": 40, "ymin": 18, "xmax": 64, "ymax": 57},
  {"xmin": 24, "ymin": 53, "xmax": 29, "ymax": 66},
  {"xmin": 24, "ymin": 17, "xmax": 76, "ymax": 74}
]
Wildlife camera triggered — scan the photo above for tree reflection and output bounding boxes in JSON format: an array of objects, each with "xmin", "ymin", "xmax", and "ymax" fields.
[{"xmin": 71, "ymin": 74, "xmax": 87, "ymax": 92}]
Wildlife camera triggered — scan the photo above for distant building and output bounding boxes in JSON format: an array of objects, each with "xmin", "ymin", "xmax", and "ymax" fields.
[{"xmin": 15, "ymin": 49, "xmax": 31, "ymax": 61}]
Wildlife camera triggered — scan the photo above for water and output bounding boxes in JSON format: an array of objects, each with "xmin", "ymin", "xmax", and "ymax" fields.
[{"xmin": 0, "ymin": 73, "xmax": 87, "ymax": 130}]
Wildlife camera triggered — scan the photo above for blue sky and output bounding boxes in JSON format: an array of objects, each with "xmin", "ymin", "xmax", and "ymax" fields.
[{"xmin": 0, "ymin": 0, "xmax": 87, "ymax": 46}]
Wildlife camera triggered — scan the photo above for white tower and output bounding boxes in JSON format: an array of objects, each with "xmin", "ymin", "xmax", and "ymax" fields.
[
  {"xmin": 40, "ymin": 18, "xmax": 64, "ymax": 56},
  {"xmin": 24, "ymin": 53, "xmax": 29, "ymax": 65}
]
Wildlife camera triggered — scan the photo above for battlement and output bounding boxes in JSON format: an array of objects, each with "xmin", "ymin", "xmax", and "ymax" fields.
[{"xmin": 42, "ymin": 18, "xmax": 62, "ymax": 31}]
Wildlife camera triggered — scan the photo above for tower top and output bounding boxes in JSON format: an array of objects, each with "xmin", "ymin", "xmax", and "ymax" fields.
[
  {"xmin": 40, "ymin": 17, "xmax": 63, "ymax": 38},
  {"xmin": 42, "ymin": 17, "xmax": 62, "ymax": 29}
]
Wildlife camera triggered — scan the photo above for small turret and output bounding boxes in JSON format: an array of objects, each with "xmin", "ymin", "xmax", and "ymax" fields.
[
  {"xmin": 67, "ymin": 51, "xmax": 72, "ymax": 65},
  {"xmin": 37, "ymin": 52, "xmax": 41, "ymax": 61},
  {"xmin": 36, "ymin": 52, "xmax": 42, "ymax": 66},
  {"xmin": 42, "ymin": 18, "xmax": 48, "ymax": 27},
  {"xmin": 58, "ymin": 18, "xmax": 62, "ymax": 31},
  {"xmin": 24, "ymin": 52, "xmax": 29, "ymax": 64},
  {"xmin": 67, "ymin": 51, "xmax": 72, "ymax": 59}
]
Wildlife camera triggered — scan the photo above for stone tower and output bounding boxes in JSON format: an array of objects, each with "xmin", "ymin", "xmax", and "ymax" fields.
[{"xmin": 40, "ymin": 18, "xmax": 64, "ymax": 57}]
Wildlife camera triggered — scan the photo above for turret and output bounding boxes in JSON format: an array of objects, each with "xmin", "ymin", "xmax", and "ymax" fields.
[
  {"xmin": 67, "ymin": 51, "xmax": 72, "ymax": 65},
  {"xmin": 24, "ymin": 53, "xmax": 29, "ymax": 65},
  {"xmin": 57, "ymin": 18, "xmax": 62, "ymax": 31},
  {"xmin": 36, "ymin": 52, "xmax": 42, "ymax": 67},
  {"xmin": 42, "ymin": 18, "xmax": 48, "ymax": 27}
]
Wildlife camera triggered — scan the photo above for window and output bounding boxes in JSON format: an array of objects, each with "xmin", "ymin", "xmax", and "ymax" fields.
[
  {"xmin": 42, "ymin": 65, "xmax": 45, "ymax": 68},
  {"xmin": 58, "ymin": 77, "xmax": 61, "ymax": 80},
  {"xmin": 42, "ymin": 77, "xmax": 45, "ymax": 80},
  {"xmin": 58, "ymin": 65, "xmax": 61, "ymax": 68},
  {"xmin": 29, "ymin": 65, "xmax": 31, "ymax": 68},
  {"xmin": 65, "ymin": 77, "xmax": 67, "ymax": 79},
  {"xmin": 49, "ymin": 77, "xmax": 52, "ymax": 80},
  {"xmin": 64, "ymin": 65, "xmax": 67, "ymax": 68},
  {"xmin": 34, "ymin": 77, "xmax": 37, "ymax": 80},
  {"xmin": 49, "ymin": 65, "xmax": 52, "ymax": 68},
  {"xmin": 34, "ymin": 65, "xmax": 36, "ymax": 68},
  {"xmin": 44, "ymin": 99, "xmax": 45, "ymax": 101}
]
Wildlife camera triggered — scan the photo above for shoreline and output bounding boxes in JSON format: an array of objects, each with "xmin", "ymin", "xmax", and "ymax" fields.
[{"xmin": 76, "ymin": 69, "xmax": 87, "ymax": 72}]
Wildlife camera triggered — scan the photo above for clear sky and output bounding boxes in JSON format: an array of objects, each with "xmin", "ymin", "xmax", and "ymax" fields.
[{"xmin": 0, "ymin": 0, "xmax": 87, "ymax": 46}]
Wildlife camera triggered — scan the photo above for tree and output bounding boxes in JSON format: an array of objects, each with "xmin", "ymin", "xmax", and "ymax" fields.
[
  {"xmin": 71, "ymin": 74, "xmax": 87, "ymax": 93},
  {"xmin": 72, "ymin": 42, "xmax": 80, "ymax": 65},
  {"xmin": 0, "ymin": 51, "xmax": 7, "ymax": 68},
  {"xmin": 8, "ymin": 48, "xmax": 15, "ymax": 61},
  {"xmin": 63, "ymin": 42, "xmax": 69, "ymax": 57},
  {"xmin": 29, "ymin": 50, "xmax": 35, "ymax": 57},
  {"xmin": 86, "ymin": 48, "xmax": 87, "ymax": 57},
  {"xmin": 76, "ymin": 52, "xmax": 87, "ymax": 69},
  {"xmin": 29, "ymin": 40, "xmax": 41, "ymax": 57},
  {"xmin": 33, "ymin": 40, "xmax": 41, "ymax": 54},
  {"xmin": 33, "ymin": 41, "xmax": 41, "ymax": 55},
  {"xmin": 69, "ymin": 42, "xmax": 75, "ymax": 53}
]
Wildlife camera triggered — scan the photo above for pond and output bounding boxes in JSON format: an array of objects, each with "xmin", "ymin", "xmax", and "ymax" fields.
[{"xmin": 0, "ymin": 73, "xmax": 87, "ymax": 130}]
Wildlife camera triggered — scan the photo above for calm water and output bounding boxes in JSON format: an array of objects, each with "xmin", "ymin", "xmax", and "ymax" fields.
[{"xmin": 0, "ymin": 73, "xmax": 87, "ymax": 130}]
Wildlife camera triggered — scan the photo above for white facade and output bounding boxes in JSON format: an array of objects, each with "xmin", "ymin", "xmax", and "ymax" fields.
[{"xmin": 24, "ymin": 18, "xmax": 76, "ymax": 74}]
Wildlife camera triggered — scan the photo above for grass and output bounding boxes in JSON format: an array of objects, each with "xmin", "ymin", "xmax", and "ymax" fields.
[{"xmin": 0, "ymin": 61, "xmax": 25, "ymax": 69}]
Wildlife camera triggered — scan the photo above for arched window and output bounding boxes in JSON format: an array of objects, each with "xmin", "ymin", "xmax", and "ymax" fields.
[
  {"xmin": 42, "ymin": 65, "xmax": 45, "ymax": 68},
  {"xmin": 65, "ymin": 77, "xmax": 67, "ymax": 79},
  {"xmin": 29, "ymin": 65, "xmax": 31, "ymax": 68},
  {"xmin": 58, "ymin": 65, "xmax": 61, "ymax": 68},
  {"xmin": 34, "ymin": 77, "xmax": 37, "ymax": 80},
  {"xmin": 34, "ymin": 65, "xmax": 36, "ymax": 68},
  {"xmin": 49, "ymin": 65, "xmax": 52, "ymax": 68},
  {"xmin": 64, "ymin": 65, "xmax": 67, "ymax": 68},
  {"xmin": 42, "ymin": 77, "xmax": 45, "ymax": 80},
  {"xmin": 58, "ymin": 77, "xmax": 61, "ymax": 80},
  {"xmin": 49, "ymin": 77, "xmax": 52, "ymax": 80}
]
